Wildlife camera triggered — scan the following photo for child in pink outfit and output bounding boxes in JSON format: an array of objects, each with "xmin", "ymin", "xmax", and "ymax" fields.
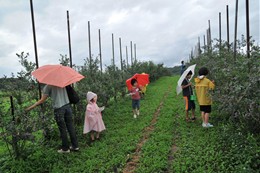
[
  {"xmin": 83, "ymin": 91, "xmax": 106, "ymax": 141},
  {"xmin": 129, "ymin": 78, "xmax": 141, "ymax": 118}
]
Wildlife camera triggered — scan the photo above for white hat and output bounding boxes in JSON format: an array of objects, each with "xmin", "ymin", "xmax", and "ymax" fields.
[{"xmin": 87, "ymin": 91, "xmax": 97, "ymax": 102}]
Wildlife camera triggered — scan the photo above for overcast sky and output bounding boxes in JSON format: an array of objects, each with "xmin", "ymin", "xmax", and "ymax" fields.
[{"xmin": 0, "ymin": 0, "xmax": 259, "ymax": 77}]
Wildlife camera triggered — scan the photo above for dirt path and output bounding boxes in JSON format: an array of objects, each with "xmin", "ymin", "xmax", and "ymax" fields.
[
  {"xmin": 122, "ymin": 86, "xmax": 171, "ymax": 173},
  {"xmin": 166, "ymin": 112, "xmax": 180, "ymax": 173}
]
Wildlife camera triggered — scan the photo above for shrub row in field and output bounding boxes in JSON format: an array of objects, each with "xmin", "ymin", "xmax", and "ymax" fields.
[
  {"xmin": 0, "ymin": 77, "xmax": 172, "ymax": 172},
  {"xmin": 190, "ymin": 40, "xmax": 260, "ymax": 134}
]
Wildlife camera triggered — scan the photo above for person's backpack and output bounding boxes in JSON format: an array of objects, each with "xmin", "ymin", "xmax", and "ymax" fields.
[{"xmin": 66, "ymin": 85, "xmax": 80, "ymax": 104}]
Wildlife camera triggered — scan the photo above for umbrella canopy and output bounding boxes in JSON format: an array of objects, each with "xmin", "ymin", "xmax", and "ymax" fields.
[
  {"xmin": 32, "ymin": 64, "xmax": 85, "ymax": 88},
  {"xmin": 176, "ymin": 64, "xmax": 196, "ymax": 95},
  {"xmin": 126, "ymin": 73, "xmax": 150, "ymax": 90}
]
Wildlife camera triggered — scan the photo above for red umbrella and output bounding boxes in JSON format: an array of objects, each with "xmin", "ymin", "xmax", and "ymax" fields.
[
  {"xmin": 126, "ymin": 73, "xmax": 150, "ymax": 90},
  {"xmin": 32, "ymin": 65, "xmax": 85, "ymax": 88}
]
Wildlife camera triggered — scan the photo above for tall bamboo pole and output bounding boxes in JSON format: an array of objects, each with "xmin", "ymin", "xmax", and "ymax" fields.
[
  {"xmin": 226, "ymin": 5, "xmax": 230, "ymax": 51},
  {"xmin": 67, "ymin": 11, "xmax": 73, "ymax": 68},
  {"xmin": 206, "ymin": 29, "xmax": 210, "ymax": 52},
  {"xmin": 30, "ymin": 0, "xmax": 51, "ymax": 139},
  {"xmin": 88, "ymin": 21, "xmax": 92, "ymax": 67},
  {"xmin": 203, "ymin": 35, "xmax": 206, "ymax": 52},
  {"xmin": 130, "ymin": 41, "xmax": 133, "ymax": 66},
  {"xmin": 234, "ymin": 0, "xmax": 239, "ymax": 60},
  {"xmin": 29, "ymin": 0, "xmax": 41, "ymax": 99},
  {"xmin": 198, "ymin": 37, "xmax": 201, "ymax": 55},
  {"xmin": 134, "ymin": 43, "xmax": 137, "ymax": 63},
  {"xmin": 119, "ymin": 38, "xmax": 123, "ymax": 70},
  {"xmin": 112, "ymin": 33, "xmax": 115, "ymax": 66},
  {"xmin": 126, "ymin": 46, "xmax": 129, "ymax": 68},
  {"xmin": 246, "ymin": 0, "xmax": 250, "ymax": 59},
  {"xmin": 98, "ymin": 29, "xmax": 102, "ymax": 73},
  {"xmin": 208, "ymin": 20, "xmax": 212, "ymax": 50},
  {"xmin": 219, "ymin": 12, "xmax": 222, "ymax": 50}
]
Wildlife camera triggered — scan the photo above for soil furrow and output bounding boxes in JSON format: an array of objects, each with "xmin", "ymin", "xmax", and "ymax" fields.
[{"xmin": 123, "ymin": 86, "xmax": 171, "ymax": 173}]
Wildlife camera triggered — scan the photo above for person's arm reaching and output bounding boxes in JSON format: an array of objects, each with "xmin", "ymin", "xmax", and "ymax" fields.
[{"xmin": 25, "ymin": 94, "xmax": 48, "ymax": 111}]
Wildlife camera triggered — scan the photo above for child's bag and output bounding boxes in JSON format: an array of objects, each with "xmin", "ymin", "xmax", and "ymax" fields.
[
  {"xmin": 190, "ymin": 94, "xmax": 196, "ymax": 101},
  {"xmin": 189, "ymin": 85, "xmax": 196, "ymax": 101},
  {"xmin": 66, "ymin": 85, "xmax": 80, "ymax": 104}
]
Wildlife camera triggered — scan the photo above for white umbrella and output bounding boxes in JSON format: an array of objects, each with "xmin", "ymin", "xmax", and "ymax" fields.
[{"xmin": 176, "ymin": 64, "xmax": 196, "ymax": 95}]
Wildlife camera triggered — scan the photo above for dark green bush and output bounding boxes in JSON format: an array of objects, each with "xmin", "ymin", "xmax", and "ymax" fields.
[{"xmin": 190, "ymin": 39, "xmax": 260, "ymax": 134}]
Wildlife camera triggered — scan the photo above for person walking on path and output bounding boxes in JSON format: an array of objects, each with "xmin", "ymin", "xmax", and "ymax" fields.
[
  {"xmin": 83, "ymin": 91, "xmax": 106, "ymax": 142},
  {"xmin": 181, "ymin": 71, "xmax": 196, "ymax": 122},
  {"xmin": 26, "ymin": 85, "xmax": 79, "ymax": 153},
  {"xmin": 129, "ymin": 79, "xmax": 141, "ymax": 118},
  {"xmin": 195, "ymin": 67, "xmax": 215, "ymax": 128},
  {"xmin": 180, "ymin": 61, "xmax": 186, "ymax": 75}
]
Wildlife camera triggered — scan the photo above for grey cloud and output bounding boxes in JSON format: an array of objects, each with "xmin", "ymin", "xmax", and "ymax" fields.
[{"xmin": 0, "ymin": 0, "xmax": 259, "ymax": 77}]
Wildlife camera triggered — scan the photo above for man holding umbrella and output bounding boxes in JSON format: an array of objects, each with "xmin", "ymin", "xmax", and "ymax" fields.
[{"xmin": 26, "ymin": 65, "xmax": 83, "ymax": 153}]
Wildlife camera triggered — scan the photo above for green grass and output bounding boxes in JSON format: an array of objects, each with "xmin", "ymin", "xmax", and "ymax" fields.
[
  {"xmin": 0, "ymin": 76, "xmax": 259, "ymax": 173},
  {"xmin": 171, "ymin": 95, "xmax": 259, "ymax": 172},
  {"xmin": 136, "ymin": 76, "xmax": 176, "ymax": 173}
]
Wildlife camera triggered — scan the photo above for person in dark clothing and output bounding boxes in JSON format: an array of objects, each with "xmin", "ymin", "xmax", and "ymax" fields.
[
  {"xmin": 26, "ymin": 85, "xmax": 79, "ymax": 153},
  {"xmin": 181, "ymin": 71, "xmax": 196, "ymax": 121},
  {"xmin": 180, "ymin": 61, "xmax": 186, "ymax": 75}
]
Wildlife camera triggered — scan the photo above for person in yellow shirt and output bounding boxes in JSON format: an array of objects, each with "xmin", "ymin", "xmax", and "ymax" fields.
[{"xmin": 195, "ymin": 67, "xmax": 215, "ymax": 128}]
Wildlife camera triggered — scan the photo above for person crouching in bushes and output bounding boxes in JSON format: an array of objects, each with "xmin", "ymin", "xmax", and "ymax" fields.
[
  {"xmin": 195, "ymin": 67, "xmax": 215, "ymax": 128},
  {"xmin": 129, "ymin": 78, "xmax": 141, "ymax": 118},
  {"xmin": 83, "ymin": 91, "xmax": 106, "ymax": 142},
  {"xmin": 181, "ymin": 71, "xmax": 196, "ymax": 122}
]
